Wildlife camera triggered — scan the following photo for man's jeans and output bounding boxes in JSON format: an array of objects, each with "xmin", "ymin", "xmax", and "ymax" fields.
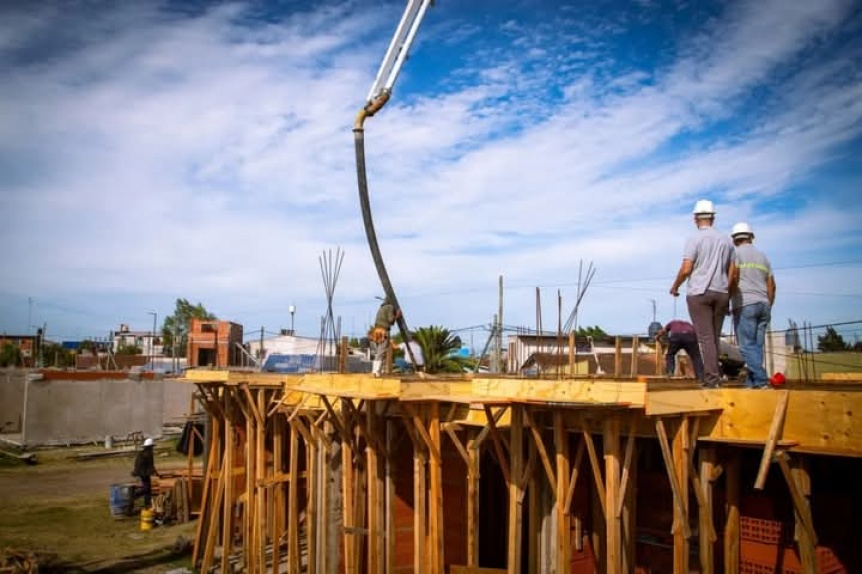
[
  {"xmin": 687, "ymin": 291, "xmax": 729, "ymax": 388},
  {"xmin": 666, "ymin": 333, "xmax": 705, "ymax": 381},
  {"xmin": 734, "ymin": 302, "xmax": 771, "ymax": 388}
]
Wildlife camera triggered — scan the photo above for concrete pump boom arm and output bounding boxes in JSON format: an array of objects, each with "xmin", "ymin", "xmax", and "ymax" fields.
[
  {"xmin": 362, "ymin": 0, "xmax": 434, "ymax": 115},
  {"xmin": 354, "ymin": 0, "xmax": 434, "ymax": 369}
]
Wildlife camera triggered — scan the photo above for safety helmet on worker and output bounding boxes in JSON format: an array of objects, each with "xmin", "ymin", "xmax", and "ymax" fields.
[
  {"xmin": 731, "ymin": 222, "xmax": 754, "ymax": 239},
  {"xmin": 143, "ymin": 438, "xmax": 154, "ymax": 447},
  {"xmin": 692, "ymin": 199, "xmax": 716, "ymax": 216}
]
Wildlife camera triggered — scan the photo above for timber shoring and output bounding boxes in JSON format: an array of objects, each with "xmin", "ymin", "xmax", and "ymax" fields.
[{"xmin": 185, "ymin": 371, "xmax": 862, "ymax": 573}]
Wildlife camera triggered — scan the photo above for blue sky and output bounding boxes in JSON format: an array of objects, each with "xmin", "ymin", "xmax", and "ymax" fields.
[{"xmin": 1, "ymin": 0, "xmax": 861, "ymax": 346}]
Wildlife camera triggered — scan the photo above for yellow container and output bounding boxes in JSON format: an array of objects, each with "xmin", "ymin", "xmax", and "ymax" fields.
[{"xmin": 140, "ymin": 508, "xmax": 154, "ymax": 531}]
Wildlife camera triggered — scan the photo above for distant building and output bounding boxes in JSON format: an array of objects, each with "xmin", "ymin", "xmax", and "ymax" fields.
[
  {"xmin": 0, "ymin": 334, "xmax": 38, "ymax": 367},
  {"xmin": 111, "ymin": 323, "xmax": 162, "ymax": 357},
  {"xmin": 187, "ymin": 319, "xmax": 244, "ymax": 368}
]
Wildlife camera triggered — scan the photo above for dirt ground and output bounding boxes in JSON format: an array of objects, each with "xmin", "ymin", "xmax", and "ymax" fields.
[{"xmin": 0, "ymin": 442, "xmax": 199, "ymax": 573}]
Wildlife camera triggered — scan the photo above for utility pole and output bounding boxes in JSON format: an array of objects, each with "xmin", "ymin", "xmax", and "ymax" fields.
[
  {"xmin": 497, "ymin": 275, "xmax": 504, "ymax": 373},
  {"xmin": 260, "ymin": 326, "xmax": 265, "ymax": 368},
  {"xmin": 147, "ymin": 311, "xmax": 157, "ymax": 371}
]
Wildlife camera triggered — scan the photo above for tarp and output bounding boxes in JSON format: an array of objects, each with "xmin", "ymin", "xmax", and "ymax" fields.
[{"xmin": 263, "ymin": 354, "xmax": 319, "ymax": 373}]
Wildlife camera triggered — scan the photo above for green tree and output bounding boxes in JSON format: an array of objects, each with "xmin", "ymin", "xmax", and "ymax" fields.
[
  {"xmin": 576, "ymin": 325, "xmax": 607, "ymax": 338},
  {"xmin": 0, "ymin": 342, "xmax": 22, "ymax": 367},
  {"xmin": 162, "ymin": 298, "xmax": 218, "ymax": 358},
  {"xmin": 116, "ymin": 343, "xmax": 142, "ymax": 356},
  {"xmin": 817, "ymin": 326, "xmax": 850, "ymax": 352},
  {"xmin": 41, "ymin": 342, "xmax": 74, "ymax": 368},
  {"xmin": 412, "ymin": 325, "xmax": 469, "ymax": 374}
]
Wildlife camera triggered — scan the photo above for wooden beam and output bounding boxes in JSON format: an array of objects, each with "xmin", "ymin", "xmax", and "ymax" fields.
[
  {"xmin": 403, "ymin": 403, "xmax": 442, "ymax": 465},
  {"xmin": 524, "ymin": 408, "xmax": 556, "ymax": 489},
  {"xmin": 483, "ymin": 404, "xmax": 512, "ymax": 486},
  {"xmin": 775, "ymin": 452, "xmax": 818, "ymax": 548},
  {"xmin": 288, "ymin": 411, "xmax": 300, "ymax": 574},
  {"xmin": 654, "ymin": 418, "xmax": 691, "ymax": 538},
  {"xmin": 220, "ymin": 389, "xmax": 235, "ymax": 574},
  {"xmin": 754, "ymin": 389, "xmax": 790, "ymax": 490},
  {"xmin": 564, "ymin": 436, "xmax": 585, "ymax": 515},
  {"xmin": 506, "ymin": 405, "xmax": 524, "ymax": 574},
  {"xmin": 724, "ymin": 448, "xmax": 741, "ymax": 574},
  {"xmin": 443, "ymin": 423, "xmax": 470, "ymax": 466},
  {"xmin": 616, "ymin": 421, "xmax": 636, "ymax": 517},
  {"xmin": 787, "ymin": 455, "xmax": 817, "ymax": 574},
  {"xmin": 581, "ymin": 428, "xmax": 607, "ymax": 511}
]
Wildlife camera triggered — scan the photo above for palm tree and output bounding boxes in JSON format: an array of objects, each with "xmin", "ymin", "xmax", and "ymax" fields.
[{"xmin": 413, "ymin": 325, "xmax": 468, "ymax": 374}]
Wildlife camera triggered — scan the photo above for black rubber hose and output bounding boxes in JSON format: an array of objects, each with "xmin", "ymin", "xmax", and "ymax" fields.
[{"xmin": 353, "ymin": 118, "xmax": 417, "ymax": 367}]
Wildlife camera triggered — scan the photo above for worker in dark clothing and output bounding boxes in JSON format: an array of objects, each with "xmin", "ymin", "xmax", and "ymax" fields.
[
  {"xmin": 132, "ymin": 438, "xmax": 160, "ymax": 507},
  {"xmin": 370, "ymin": 297, "xmax": 400, "ymax": 376},
  {"xmin": 655, "ymin": 319, "xmax": 705, "ymax": 382}
]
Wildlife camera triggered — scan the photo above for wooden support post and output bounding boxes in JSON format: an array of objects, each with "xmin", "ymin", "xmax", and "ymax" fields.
[
  {"xmin": 483, "ymin": 404, "xmax": 512, "ymax": 485},
  {"xmin": 788, "ymin": 455, "xmax": 817, "ymax": 574},
  {"xmin": 272, "ymin": 413, "xmax": 284, "ymax": 574},
  {"xmin": 654, "ymin": 418, "xmax": 691, "ymax": 538},
  {"xmin": 193, "ymin": 410, "xmax": 220, "ymax": 568},
  {"xmin": 508, "ymin": 405, "xmax": 524, "ymax": 574},
  {"xmin": 467, "ymin": 429, "xmax": 480, "ymax": 568},
  {"xmin": 409, "ymin": 417, "xmax": 428, "ymax": 574},
  {"xmin": 288, "ymin": 416, "xmax": 300, "ymax": 574},
  {"xmin": 603, "ymin": 417, "xmax": 622, "ymax": 574},
  {"xmin": 305, "ymin": 416, "xmax": 318, "ymax": 574},
  {"xmin": 202, "ymin": 453, "xmax": 227, "ymax": 574},
  {"xmin": 527, "ymin": 438, "xmax": 539, "ymax": 574},
  {"xmin": 243, "ymin": 390, "xmax": 256, "ymax": 572},
  {"xmin": 672, "ymin": 417, "xmax": 690, "ymax": 574},
  {"xmin": 221, "ymin": 389, "xmax": 235, "ymax": 574},
  {"xmin": 776, "ymin": 451, "xmax": 818, "ymax": 571},
  {"xmin": 385, "ymin": 420, "xmax": 395, "ymax": 574},
  {"xmin": 367, "ymin": 403, "xmax": 383, "ymax": 574},
  {"xmin": 429, "ymin": 402, "xmax": 445, "ymax": 574},
  {"xmin": 630, "ymin": 336, "xmax": 639, "ymax": 378},
  {"xmin": 724, "ymin": 449, "xmax": 741, "ymax": 574},
  {"xmin": 524, "ymin": 409, "xmax": 555, "ymax": 489},
  {"xmin": 754, "ymin": 389, "xmax": 790, "ymax": 490},
  {"xmin": 582, "ymin": 428, "xmax": 606, "ymax": 511},
  {"xmin": 699, "ymin": 447, "xmax": 717, "ymax": 574},
  {"xmin": 616, "ymin": 421, "xmax": 637, "ymax": 574},
  {"xmin": 554, "ymin": 412, "xmax": 571, "ymax": 574},
  {"xmin": 342, "ymin": 421, "xmax": 356, "ymax": 574},
  {"xmin": 256, "ymin": 390, "xmax": 267, "ymax": 573},
  {"xmin": 614, "ymin": 337, "xmax": 622, "ymax": 378}
]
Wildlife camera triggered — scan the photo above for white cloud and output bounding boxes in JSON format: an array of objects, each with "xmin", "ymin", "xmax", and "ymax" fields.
[{"xmin": 1, "ymin": 0, "xmax": 860, "ymax": 342}]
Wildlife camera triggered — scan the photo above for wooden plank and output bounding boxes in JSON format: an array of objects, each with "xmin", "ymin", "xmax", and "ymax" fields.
[
  {"xmin": 272, "ymin": 412, "xmax": 284, "ymax": 574},
  {"xmin": 754, "ymin": 389, "xmax": 790, "ymax": 489},
  {"xmin": 645, "ymin": 389, "xmax": 723, "ymax": 416},
  {"xmin": 616, "ymin": 422, "xmax": 636, "ymax": 517},
  {"xmin": 443, "ymin": 423, "xmax": 470, "ymax": 466},
  {"xmin": 709, "ymin": 388, "xmax": 862, "ymax": 457},
  {"xmin": 367, "ymin": 405, "xmax": 382, "ymax": 574},
  {"xmin": 342, "ymin": 422, "xmax": 356, "ymax": 574},
  {"xmin": 614, "ymin": 336, "xmax": 622, "ymax": 378},
  {"xmin": 507, "ymin": 405, "xmax": 524, "ymax": 574},
  {"xmin": 288, "ymin": 413, "xmax": 300, "ymax": 574},
  {"xmin": 403, "ymin": 403, "xmax": 442, "ymax": 465}
]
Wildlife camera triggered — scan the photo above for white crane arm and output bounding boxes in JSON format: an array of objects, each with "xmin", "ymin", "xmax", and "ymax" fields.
[{"xmin": 365, "ymin": 0, "xmax": 434, "ymax": 105}]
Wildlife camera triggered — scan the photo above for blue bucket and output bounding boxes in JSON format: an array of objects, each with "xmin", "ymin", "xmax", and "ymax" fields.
[{"xmin": 109, "ymin": 483, "xmax": 134, "ymax": 517}]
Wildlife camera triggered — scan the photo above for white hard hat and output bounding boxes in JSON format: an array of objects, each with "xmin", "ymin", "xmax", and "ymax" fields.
[
  {"xmin": 731, "ymin": 222, "xmax": 754, "ymax": 238},
  {"xmin": 143, "ymin": 438, "xmax": 154, "ymax": 447},
  {"xmin": 692, "ymin": 199, "xmax": 716, "ymax": 215}
]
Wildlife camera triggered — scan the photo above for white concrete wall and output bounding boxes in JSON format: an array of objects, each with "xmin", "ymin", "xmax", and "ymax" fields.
[{"xmin": 21, "ymin": 377, "xmax": 163, "ymax": 446}]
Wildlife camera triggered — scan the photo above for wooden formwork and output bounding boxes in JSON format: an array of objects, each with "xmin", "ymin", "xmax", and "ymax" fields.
[{"xmin": 184, "ymin": 371, "xmax": 862, "ymax": 574}]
